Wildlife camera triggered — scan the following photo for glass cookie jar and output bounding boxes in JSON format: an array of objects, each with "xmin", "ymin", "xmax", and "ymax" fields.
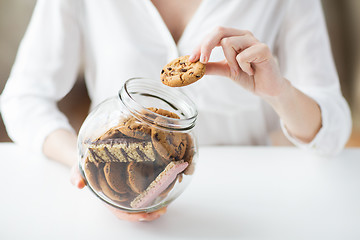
[{"xmin": 78, "ymin": 77, "xmax": 198, "ymax": 213}]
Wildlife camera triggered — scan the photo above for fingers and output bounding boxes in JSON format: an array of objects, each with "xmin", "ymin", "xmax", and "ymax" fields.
[
  {"xmin": 220, "ymin": 35, "xmax": 256, "ymax": 75},
  {"xmin": 190, "ymin": 26, "xmax": 254, "ymax": 64},
  {"xmin": 236, "ymin": 43, "xmax": 271, "ymax": 75},
  {"xmin": 108, "ymin": 205, "xmax": 167, "ymax": 222},
  {"xmin": 188, "ymin": 50, "xmax": 200, "ymax": 62},
  {"xmin": 189, "ymin": 26, "xmax": 273, "ymax": 82},
  {"xmin": 204, "ymin": 60, "xmax": 230, "ymax": 77},
  {"xmin": 138, "ymin": 207, "xmax": 167, "ymax": 222},
  {"xmin": 70, "ymin": 164, "xmax": 86, "ymax": 189},
  {"xmin": 236, "ymin": 50, "xmax": 254, "ymax": 76}
]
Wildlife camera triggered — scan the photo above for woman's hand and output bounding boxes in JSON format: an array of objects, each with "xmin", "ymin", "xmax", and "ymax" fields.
[
  {"xmin": 189, "ymin": 26, "xmax": 288, "ymax": 98},
  {"xmin": 189, "ymin": 26, "xmax": 322, "ymax": 143},
  {"xmin": 70, "ymin": 164, "xmax": 167, "ymax": 222}
]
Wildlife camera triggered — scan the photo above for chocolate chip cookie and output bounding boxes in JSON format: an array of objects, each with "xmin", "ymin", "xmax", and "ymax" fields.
[
  {"xmin": 161, "ymin": 55, "xmax": 206, "ymax": 87},
  {"xmin": 183, "ymin": 134, "xmax": 195, "ymax": 175},
  {"xmin": 147, "ymin": 107, "xmax": 180, "ymax": 119},
  {"xmin": 151, "ymin": 118, "xmax": 187, "ymax": 161},
  {"xmin": 118, "ymin": 116, "xmax": 152, "ymax": 140}
]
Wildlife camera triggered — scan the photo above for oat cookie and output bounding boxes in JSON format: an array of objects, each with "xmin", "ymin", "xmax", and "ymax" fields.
[
  {"xmin": 84, "ymin": 158, "xmax": 101, "ymax": 192},
  {"xmin": 127, "ymin": 162, "xmax": 155, "ymax": 194},
  {"xmin": 103, "ymin": 162, "xmax": 129, "ymax": 194},
  {"xmin": 161, "ymin": 55, "xmax": 206, "ymax": 87},
  {"xmin": 98, "ymin": 166, "xmax": 130, "ymax": 203}
]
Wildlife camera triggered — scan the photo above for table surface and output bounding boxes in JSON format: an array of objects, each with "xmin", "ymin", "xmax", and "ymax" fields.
[{"xmin": 1, "ymin": 143, "xmax": 359, "ymax": 240}]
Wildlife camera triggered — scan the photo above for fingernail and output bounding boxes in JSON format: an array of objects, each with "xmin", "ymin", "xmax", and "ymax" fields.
[
  {"xmin": 200, "ymin": 54, "xmax": 207, "ymax": 63},
  {"xmin": 247, "ymin": 69, "xmax": 254, "ymax": 76},
  {"xmin": 139, "ymin": 218, "xmax": 146, "ymax": 222},
  {"xmin": 188, "ymin": 55, "xmax": 195, "ymax": 61},
  {"xmin": 77, "ymin": 178, "xmax": 86, "ymax": 189}
]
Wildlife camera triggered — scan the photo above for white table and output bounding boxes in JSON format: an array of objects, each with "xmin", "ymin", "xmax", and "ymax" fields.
[{"xmin": 1, "ymin": 143, "xmax": 359, "ymax": 240}]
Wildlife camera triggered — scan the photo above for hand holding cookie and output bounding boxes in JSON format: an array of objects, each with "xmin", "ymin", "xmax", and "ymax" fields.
[{"xmin": 189, "ymin": 26, "xmax": 287, "ymax": 98}]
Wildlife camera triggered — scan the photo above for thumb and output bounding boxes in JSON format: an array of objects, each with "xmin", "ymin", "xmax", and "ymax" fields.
[
  {"xmin": 70, "ymin": 164, "xmax": 87, "ymax": 189},
  {"xmin": 205, "ymin": 60, "xmax": 230, "ymax": 78}
]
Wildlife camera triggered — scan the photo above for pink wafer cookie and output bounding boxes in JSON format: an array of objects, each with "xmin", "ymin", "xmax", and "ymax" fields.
[{"xmin": 130, "ymin": 160, "xmax": 188, "ymax": 208}]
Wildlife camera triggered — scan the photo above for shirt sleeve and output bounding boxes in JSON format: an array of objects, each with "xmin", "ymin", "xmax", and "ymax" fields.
[
  {"xmin": 275, "ymin": 0, "xmax": 352, "ymax": 156},
  {"xmin": 0, "ymin": 0, "xmax": 82, "ymax": 155}
]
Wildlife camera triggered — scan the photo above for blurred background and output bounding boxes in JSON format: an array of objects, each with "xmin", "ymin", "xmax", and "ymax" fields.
[{"xmin": 0, "ymin": 0, "xmax": 359, "ymax": 146}]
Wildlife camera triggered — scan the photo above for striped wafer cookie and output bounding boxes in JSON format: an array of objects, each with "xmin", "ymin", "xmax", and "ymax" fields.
[
  {"xmin": 87, "ymin": 138, "xmax": 156, "ymax": 163},
  {"xmin": 130, "ymin": 160, "xmax": 188, "ymax": 208}
]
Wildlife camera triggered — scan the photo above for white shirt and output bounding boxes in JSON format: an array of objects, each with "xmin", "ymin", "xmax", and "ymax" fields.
[{"xmin": 0, "ymin": 0, "xmax": 352, "ymax": 156}]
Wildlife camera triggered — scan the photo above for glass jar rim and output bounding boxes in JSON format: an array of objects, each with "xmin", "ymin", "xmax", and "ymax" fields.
[{"xmin": 119, "ymin": 77, "xmax": 198, "ymax": 131}]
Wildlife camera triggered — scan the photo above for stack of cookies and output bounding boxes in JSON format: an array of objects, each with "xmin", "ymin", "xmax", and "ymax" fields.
[{"xmin": 83, "ymin": 108, "xmax": 195, "ymax": 209}]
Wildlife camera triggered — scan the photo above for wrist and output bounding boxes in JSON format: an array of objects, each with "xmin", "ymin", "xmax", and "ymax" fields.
[
  {"xmin": 43, "ymin": 129, "xmax": 78, "ymax": 168},
  {"xmin": 263, "ymin": 78, "xmax": 293, "ymax": 108},
  {"xmin": 263, "ymin": 79, "xmax": 322, "ymax": 143}
]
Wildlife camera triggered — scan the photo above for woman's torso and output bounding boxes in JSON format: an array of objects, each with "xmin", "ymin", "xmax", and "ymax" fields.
[{"xmin": 79, "ymin": 0, "xmax": 288, "ymax": 145}]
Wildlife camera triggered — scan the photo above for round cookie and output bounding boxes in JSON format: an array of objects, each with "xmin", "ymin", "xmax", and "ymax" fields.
[
  {"xmin": 98, "ymin": 166, "xmax": 130, "ymax": 203},
  {"xmin": 118, "ymin": 116, "xmax": 151, "ymax": 140},
  {"xmin": 97, "ymin": 126, "xmax": 127, "ymax": 141},
  {"xmin": 127, "ymin": 162, "xmax": 155, "ymax": 194},
  {"xmin": 154, "ymin": 149, "xmax": 172, "ymax": 170},
  {"xmin": 84, "ymin": 157, "xmax": 101, "ymax": 192},
  {"xmin": 183, "ymin": 133, "xmax": 195, "ymax": 175},
  {"xmin": 151, "ymin": 120, "xmax": 187, "ymax": 161},
  {"xmin": 161, "ymin": 55, "xmax": 206, "ymax": 87},
  {"xmin": 103, "ymin": 162, "xmax": 129, "ymax": 194},
  {"xmin": 147, "ymin": 107, "xmax": 180, "ymax": 119}
]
